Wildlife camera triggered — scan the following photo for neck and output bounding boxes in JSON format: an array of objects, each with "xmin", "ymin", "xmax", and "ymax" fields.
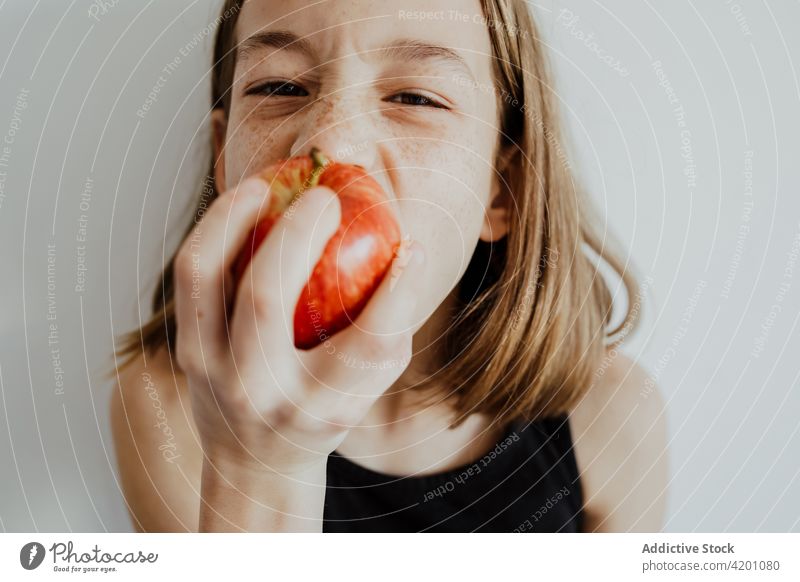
[{"xmin": 335, "ymin": 286, "xmax": 504, "ymax": 472}]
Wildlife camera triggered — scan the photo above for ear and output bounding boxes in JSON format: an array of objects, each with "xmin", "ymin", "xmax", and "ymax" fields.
[
  {"xmin": 479, "ymin": 145, "xmax": 515, "ymax": 243},
  {"xmin": 211, "ymin": 108, "xmax": 228, "ymax": 192}
]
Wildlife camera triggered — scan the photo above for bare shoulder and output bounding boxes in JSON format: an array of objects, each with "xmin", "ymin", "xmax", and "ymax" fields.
[
  {"xmin": 110, "ymin": 345, "xmax": 201, "ymax": 532},
  {"xmin": 569, "ymin": 349, "xmax": 670, "ymax": 532}
]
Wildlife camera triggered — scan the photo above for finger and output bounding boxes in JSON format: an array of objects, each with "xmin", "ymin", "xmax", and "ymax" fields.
[
  {"xmin": 173, "ymin": 177, "xmax": 269, "ymax": 372},
  {"xmin": 231, "ymin": 185, "xmax": 341, "ymax": 361},
  {"xmin": 303, "ymin": 238, "xmax": 427, "ymax": 395}
]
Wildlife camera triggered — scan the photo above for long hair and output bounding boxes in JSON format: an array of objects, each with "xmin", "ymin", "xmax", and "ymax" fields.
[{"xmin": 114, "ymin": 0, "xmax": 643, "ymax": 427}]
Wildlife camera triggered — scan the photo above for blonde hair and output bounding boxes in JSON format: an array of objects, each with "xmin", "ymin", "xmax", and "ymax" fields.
[{"xmin": 114, "ymin": 0, "xmax": 642, "ymax": 427}]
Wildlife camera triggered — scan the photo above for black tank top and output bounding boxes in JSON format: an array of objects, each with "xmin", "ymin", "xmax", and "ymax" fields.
[{"xmin": 323, "ymin": 414, "xmax": 584, "ymax": 532}]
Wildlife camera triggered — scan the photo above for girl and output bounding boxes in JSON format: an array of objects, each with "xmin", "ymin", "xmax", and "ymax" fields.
[{"xmin": 111, "ymin": 0, "xmax": 668, "ymax": 532}]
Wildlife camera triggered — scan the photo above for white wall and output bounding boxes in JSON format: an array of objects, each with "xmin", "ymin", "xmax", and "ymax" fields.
[
  {"xmin": 541, "ymin": 0, "xmax": 800, "ymax": 531},
  {"xmin": 0, "ymin": 0, "xmax": 797, "ymax": 532}
]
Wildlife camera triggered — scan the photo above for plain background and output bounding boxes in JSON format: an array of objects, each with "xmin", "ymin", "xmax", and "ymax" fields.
[{"xmin": 0, "ymin": 0, "xmax": 798, "ymax": 532}]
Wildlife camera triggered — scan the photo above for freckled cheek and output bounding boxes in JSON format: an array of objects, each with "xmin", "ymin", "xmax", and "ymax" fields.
[
  {"xmin": 222, "ymin": 115, "xmax": 288, "ymax": 185},
  {"xmin": 392, "ymin": 140, "xmax": 489, "ymax": 241}
]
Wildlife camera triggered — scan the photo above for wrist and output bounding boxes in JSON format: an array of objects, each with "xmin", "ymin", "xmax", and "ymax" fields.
[
  {"xmin": 199, "ymin": 452, "xmax": 328, "ymax": 532},
  {"xmin": 202, "ymin": 449, "xmax": 329, "ymax": 485},
  {"xmin": 202, "ymin": 442, "xmax": 329, "ymax": 477}
]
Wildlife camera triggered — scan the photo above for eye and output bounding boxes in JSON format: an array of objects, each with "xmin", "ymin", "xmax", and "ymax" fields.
[
  {"xmin": 388, "ymin": 92, "xmax": 448, "ymax": 109},
  {"xmin": 245, "ymin": 81, "xmax": 309, "ymax": 98}
]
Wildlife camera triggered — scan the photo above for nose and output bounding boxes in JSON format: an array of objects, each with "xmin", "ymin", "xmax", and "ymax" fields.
[{"xmin": 290, "ymin": 92, "xmax": 377, "ymax": 169}]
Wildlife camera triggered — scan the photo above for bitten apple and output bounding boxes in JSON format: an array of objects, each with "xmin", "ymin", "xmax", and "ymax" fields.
[{"xmin": 232, "ymin": 148, "xmax": 402, "ymax": 350}]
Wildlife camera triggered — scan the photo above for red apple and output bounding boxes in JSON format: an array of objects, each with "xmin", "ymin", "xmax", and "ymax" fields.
[{"xmin": 232, "ymin": 148, "xmax": 402, "ymax": 350}]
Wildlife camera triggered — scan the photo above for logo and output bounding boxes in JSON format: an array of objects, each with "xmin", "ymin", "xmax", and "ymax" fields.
[{"xmin": 20, "ymin": 542, "xmax": 46, "ymax": 570}]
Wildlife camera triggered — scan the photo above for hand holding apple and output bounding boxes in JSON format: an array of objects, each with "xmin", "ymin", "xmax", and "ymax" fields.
[
  {"xmin": 232, "ymin": 148, "xmax": 402, "ymax": 349},
  {"xmin": 174, "ymin": 161, "xmax": 425, "ymax": 479}
]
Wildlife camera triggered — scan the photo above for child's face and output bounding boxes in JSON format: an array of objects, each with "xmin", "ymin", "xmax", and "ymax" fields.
[{"xmin": 216, "ymin": 0, "xmax": 508, "ymax": 326}]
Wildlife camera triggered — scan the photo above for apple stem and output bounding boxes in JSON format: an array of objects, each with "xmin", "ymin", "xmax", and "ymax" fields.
[{"xmin": 306, "ymin": 147, "xmax": 329, "ymax": 190}]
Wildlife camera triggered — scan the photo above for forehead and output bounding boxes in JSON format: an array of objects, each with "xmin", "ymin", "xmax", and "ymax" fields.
[{"xmin": 234, "ymin": 0, "xmax": 495, "ymax": 76}]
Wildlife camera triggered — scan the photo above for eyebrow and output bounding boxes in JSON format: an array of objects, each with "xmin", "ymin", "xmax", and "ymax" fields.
[
  {"xmin": 381, "ymin": 38, "xmax": 477, "ymax": 82},
  {"xmin": 237, "ymin": 30, "xmax": 316, "ymax": 61},
  {"xmin": 236, "ymin": 30, "xmax": 477, "ymax": 82}
]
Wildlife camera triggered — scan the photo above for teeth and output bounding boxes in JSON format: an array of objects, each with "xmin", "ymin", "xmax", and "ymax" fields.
[
  {"xmin": 389, "ymin": 236, "xmax": 414, "ymax": 292},
  {"xmin": 397, "ymin": 234, "xmax": 413, "ymax": 256}
]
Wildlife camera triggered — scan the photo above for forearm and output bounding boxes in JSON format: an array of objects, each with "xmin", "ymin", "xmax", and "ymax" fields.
[{"xmin": 198, "ymin": 456, "xmax": 328, "ymax": 532}]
